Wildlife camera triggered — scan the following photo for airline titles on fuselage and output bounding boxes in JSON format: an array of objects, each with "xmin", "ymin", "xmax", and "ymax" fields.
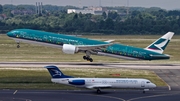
[
  {"xmin": 84, "ymin": 79, "xmax": 139, "ymax": 84},
  {"xmin": 13, "ymin": 31, "xmax": 82, "ymax": 45}
]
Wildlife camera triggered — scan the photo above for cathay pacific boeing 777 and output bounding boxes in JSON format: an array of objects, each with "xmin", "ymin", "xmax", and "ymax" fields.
[{"xmin": 7, "ymin": 29, "xmax": 174, "ymax": 62}]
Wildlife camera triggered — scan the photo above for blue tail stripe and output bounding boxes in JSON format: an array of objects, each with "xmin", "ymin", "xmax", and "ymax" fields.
[{"xmin": 45, "ymin": 66, "xmax": 73, "ymax": 78}]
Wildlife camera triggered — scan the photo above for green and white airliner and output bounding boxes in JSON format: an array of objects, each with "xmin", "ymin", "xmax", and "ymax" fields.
[{"xmin": 7, "ymin": 29, "xmax": 174, "ymax": 62}]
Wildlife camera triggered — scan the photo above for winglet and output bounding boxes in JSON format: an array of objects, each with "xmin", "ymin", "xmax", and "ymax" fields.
[
  {"xmin": 145, "ymin": 32, "xmax": 174, "ymax": 54},
  {"xmin": 44, "ymin": 66, "xmax": 73, "ymax": 78}
]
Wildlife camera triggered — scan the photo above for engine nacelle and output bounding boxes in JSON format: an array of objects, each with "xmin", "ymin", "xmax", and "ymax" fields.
[
  {"xmin": 68, "ymin": 79, "xmax": 85, "ymax": 85},
  {"xmin": 62, "ymin": 44, "xmax": 78, "ymax": 54}
]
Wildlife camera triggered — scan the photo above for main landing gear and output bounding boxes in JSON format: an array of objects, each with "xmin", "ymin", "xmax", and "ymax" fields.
[
  {"xmin": 83, "ymin": 56, "xmax": 93, "ymax": 62},
  {"xmin": 143, "ymin": 91, "xmax": 145, "ymax": 93},
  {"xmin": 83, "ymin": 51, "xmax": 93, "ymax": 62},
  {"xmin": 96, "ymin": 89, "xmax": 101, "ymax": 94},
  {"xmin": 143, "ymin": 89, "xmax": 149, "ymax": 93}
]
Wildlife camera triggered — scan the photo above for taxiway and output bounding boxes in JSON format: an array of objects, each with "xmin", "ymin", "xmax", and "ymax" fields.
[{"xmin": 0, "ymin": 62, "xmax": 180, "ymax": 101}]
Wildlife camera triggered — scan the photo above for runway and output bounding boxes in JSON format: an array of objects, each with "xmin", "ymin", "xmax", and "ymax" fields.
[
  {"xmin": 0, "ymin": 62, "xmax": 180, "ymax": 69},
  {"xmin": 1, "ymin": 90, "xmax": 180, "ymax": 101},
  {"xmin": 1, "ymin": 62, "xmax": 180, "ymax": 101}
]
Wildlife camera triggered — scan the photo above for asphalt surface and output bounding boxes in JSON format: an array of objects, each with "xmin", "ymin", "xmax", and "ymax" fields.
[
  {"xmin": 0, "ymin": 62, "xmax": 180, "ymax": 69},
  {"xmin": 1, "ymin": 90, "xmax": 180, "ymax": 101},
  {"xmin": 153, "ymin": 69, "xmax": 180, "ymax": 91},
  {"xmin": 1, "ymin": 62, "xmax": 180, "ymax": 101}
]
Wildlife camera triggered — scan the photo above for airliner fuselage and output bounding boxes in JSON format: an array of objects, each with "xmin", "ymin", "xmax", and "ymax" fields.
[{"xmin": 7, "ymin": 29, "xmax": 173, "ymax": 62}]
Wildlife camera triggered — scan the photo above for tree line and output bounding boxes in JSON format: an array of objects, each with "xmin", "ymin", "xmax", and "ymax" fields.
[{"xmin": 0, "ymin": 4, "xmax": 180, "ymax": 35}]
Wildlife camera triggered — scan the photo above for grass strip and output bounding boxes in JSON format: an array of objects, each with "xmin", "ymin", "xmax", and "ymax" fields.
[{"xmin": 0, "ymin": 67, "xmax": 166, "ymax": 90}]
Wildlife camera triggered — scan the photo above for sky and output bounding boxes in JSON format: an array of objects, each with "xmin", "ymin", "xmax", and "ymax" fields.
[{"xmin": 0, "ymin": 0, "xmax": 179, "ymax": 10}]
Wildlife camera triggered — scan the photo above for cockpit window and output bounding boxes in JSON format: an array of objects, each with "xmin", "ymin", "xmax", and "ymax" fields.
[
  {"xmin": 11, "ymin": 31, "xmax": 19, "ymax": 36},
  {"xmin": 12, "ymin": 31, "xmax": 19, "ymax": 34},
  {"xmin": 146, "ymin": 81, "xmax": 150, "ymax": 83}
]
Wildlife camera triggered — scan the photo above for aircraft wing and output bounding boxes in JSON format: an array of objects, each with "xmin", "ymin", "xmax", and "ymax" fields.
[
  {"xmin": 104, "ymin": 40, "xmax": 115, "ymax": 43},
  {"xmin": 86, "ymin": 85, "xmax": 112, "ymax": 89},
  {"xmin": 76, "ymin": 43, "xmax": 113, "ymax": 51}
]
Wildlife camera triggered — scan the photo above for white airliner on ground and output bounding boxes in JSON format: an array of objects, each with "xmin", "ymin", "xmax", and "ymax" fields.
[{"xmin": 45, "ymin": 66, "xmax": 156, "ymax": 94}]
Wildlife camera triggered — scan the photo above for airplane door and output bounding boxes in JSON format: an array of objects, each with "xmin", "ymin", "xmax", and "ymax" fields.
[{"xmin": 141, "ymin": 81, "xmax": 145, "ymax": 87}]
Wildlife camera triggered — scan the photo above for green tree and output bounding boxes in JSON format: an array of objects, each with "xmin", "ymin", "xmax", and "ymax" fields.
[
  {"xmin": 0, "ymin": 5, "xmax": 3, "ymax": 14},
  {"xmin": 105, "ymin": 18, "xmax": 114, "ymax": 30},
  {"xmin": 108, "ymin": 11, "xmax": 118, "ymax": 20},
  {"xmin": 102, "ymin": 12, "xmax": 107, "ymax": 19},
  {"xmin": 73, "ymin": 13, "xmax": 78, "ymax": 19}
]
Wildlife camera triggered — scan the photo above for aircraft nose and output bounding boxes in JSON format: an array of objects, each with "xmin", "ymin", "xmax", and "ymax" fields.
[
  {"xmin": 152, "ymin": 83, "xmax": 156, "ymax": 88},
  {"xmin": 7, "ymin": 31, "xmax": 13, "ymax": 37}
]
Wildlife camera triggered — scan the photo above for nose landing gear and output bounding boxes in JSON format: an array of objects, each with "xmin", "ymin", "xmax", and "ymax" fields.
[
  {"xmin": 96, "ymin": 89, "xmax": 101, "ymax": 94},
  {"xmin": 17, "ymin": 43, "xmax": 20, "ymax": 48}
]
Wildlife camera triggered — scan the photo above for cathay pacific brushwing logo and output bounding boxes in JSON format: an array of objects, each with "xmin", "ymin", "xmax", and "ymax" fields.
[
  {"xmin": 148, "ymin": 38, "xmax": 169, "ymax": 51},
  {"xmin": 51, "ymin": 69, "xmax": 61, "ymax": 77},
  {"xmin": 154, "ymin": 38, "xmax": 168, "ymax": 51}
]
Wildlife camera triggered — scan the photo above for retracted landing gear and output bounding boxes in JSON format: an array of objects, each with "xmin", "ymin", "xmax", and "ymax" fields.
[
  {"xmin": 83, "ymin": 56, "xmax": 93, "ymax": 62},
  {"xmin": 96, "ymin": 89, "xmax": 101, "ymax": 94}
]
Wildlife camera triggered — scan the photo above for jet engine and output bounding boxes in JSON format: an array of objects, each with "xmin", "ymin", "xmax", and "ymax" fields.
[
  {"xmin": 62, "ymin": 44, "xmax": 79, "ymax": 54},
  {"xmin": 68, "ymin": 79, "xmax": 85, "ymax": 85}
]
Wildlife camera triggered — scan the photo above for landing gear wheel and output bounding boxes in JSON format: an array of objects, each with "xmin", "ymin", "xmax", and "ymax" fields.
[
  {"xmin": 89, "ymin": 58, "xmax": 93, "ymax": 62},
  {"xmin": 83, "ymin": 56, "xmax": 93, "ymax": 62},
  {"xmin": 17, "ymin": 43, "xmax": 20, "ymax": 48},
  {"xmin": 97, "ymin": 89, "xmax": 101, "ymax": 94},
  {"xmin": 143, "ymin": 91, "xmax": 145, "ymax": 93},
  {"xmin": 84, "ymin": 51, "xmax": 93, "ymax": 62},
  {"xmin": 83, "ymin": 56, "xmax": 87, "ymax": 60},
  {"xmin": 17, "ymin": 44, "xmax": 20, "ymax": 48}
]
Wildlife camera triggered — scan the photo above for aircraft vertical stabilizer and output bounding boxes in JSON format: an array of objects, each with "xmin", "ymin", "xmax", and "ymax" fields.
[
  {"xmin": 145, "ymin": 32, "xmax": 174, "ymax": 54},
  {"xmin": 44, "ymin": 66, "xmax": 73, "ymax": 78}
]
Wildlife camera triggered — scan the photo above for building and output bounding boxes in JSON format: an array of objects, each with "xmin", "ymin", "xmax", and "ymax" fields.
[
  {"xmin": 67, "ymin": 9, "xmax": 94, "ymax": 14},
  {"xmin": 67, "ymin": 6, "xmax": 107, "ymax": 15},
  {"xmin": 11, "ymin": 10, "xmax": 35, "ymax": 15}
]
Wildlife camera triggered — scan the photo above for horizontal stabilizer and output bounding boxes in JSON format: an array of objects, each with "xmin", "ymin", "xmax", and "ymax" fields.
[{"xmin": 149, "ymin": 54, "xmax": 170, "ymax": 59}]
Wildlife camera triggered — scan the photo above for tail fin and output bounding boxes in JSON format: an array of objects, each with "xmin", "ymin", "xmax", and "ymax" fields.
[
  {"xmin": 44, "ymin": 66, "xmax": 73, "ymax": 78},
  {"xmin": 145, "ymin": 32, "xmax": 174, "ymax": 54}
]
